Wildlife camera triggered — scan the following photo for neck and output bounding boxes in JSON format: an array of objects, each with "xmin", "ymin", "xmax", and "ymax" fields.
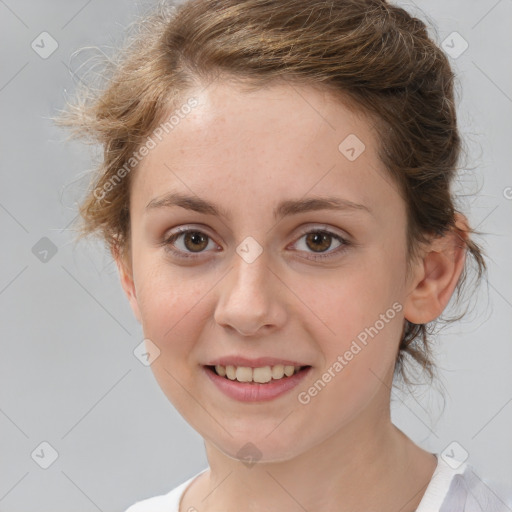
[{"xmin": 182, "ymin": 390, "xmax": 437, "ymax": 512}]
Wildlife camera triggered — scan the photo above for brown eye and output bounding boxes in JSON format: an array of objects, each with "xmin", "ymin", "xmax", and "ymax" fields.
[
  {"xmin": 182, "ymin": 231, "xmax": 209, "ymax": 252},
  {"xmin": 304, "ymin": 232, "xmax": 333, "ymax": 252},
  {"xmin": 163, "ymin": 229, "xmax": 218, "ymax": 259},
  {"xmin": 292, "ymin": 228, "xmax": 350, "ymax": 261}
]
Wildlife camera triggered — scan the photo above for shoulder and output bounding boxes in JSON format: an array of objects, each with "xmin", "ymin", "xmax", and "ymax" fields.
[
  {"xmin": 417, "ymin": 454, "xmax": 512, "ymax": 512},
  {"xmin": 124, "ymin": 468, "xmax": 208, "ymax": 512},
  {"xmin": 440, "ymin": 464, "xmax": 512, "ymax": 512}
]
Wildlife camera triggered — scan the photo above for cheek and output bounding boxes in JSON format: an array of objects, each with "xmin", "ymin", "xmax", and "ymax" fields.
[
  {"xmin": 299, "ymin": 256, "xmax": 405, "ymax": 381},
  {"xmin": 301, "ymin": 262, "xmax": 403, "ymax": 340},
  {"xmin": 304, "ymin": 310, "xmax": 403, "ymax": 427},
  {"xmin": 133, "ymin": 263, "xmax": 210, "ymax": 417},
  {"xmin": 133, "ymin": 258, "xmax": 208, "ymax": 350}
]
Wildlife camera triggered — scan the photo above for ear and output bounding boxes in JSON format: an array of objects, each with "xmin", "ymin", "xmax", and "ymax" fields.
[
  {"xmin": 403, "ymin": 213, "xmax": 468, "ymax": 324},
  {"xmin": 112, "ymin": 245, "xmax": 142, "ymax": 324}
]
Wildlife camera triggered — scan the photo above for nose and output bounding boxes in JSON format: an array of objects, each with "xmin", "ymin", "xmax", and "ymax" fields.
[{"xmin": 214, "ymin": 250, "xmax": 286, "ymax": 336}]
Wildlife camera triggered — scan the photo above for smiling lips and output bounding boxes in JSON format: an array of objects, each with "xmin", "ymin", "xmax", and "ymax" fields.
[
  {"xmin": 213, "ymin": 364, "xmax": 303, "ymax": 383},
  {"xmin": 205, "ymin": 356, "xmax": 310, "ymax": 384},
  {"xmin": 202, "ymin": 355, "xmax": 312, "ymax": 402}
]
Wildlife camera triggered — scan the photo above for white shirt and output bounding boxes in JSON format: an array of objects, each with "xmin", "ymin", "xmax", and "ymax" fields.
[{"xmin": 124, "ymin": 453, "xmax": 512, "ymax": 512}]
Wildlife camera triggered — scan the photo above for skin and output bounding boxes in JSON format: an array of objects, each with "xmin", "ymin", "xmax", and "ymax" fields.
[{"xmin": 114, "ymin": 79, "xmax": 468, "ymax": 512}]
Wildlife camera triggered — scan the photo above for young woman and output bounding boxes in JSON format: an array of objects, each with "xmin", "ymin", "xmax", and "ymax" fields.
[{"xmin": 55, "ymin": 0, "xmax": 512, "ymax": 510}]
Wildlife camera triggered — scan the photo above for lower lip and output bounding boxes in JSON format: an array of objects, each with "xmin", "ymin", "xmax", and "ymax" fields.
[{"xmin": 203, "ymin": 365, "xmax": 312, "ymax": 402}]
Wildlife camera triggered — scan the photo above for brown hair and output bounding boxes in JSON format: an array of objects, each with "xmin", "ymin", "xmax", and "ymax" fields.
[{"xmin": 54, "ymin": 0, "xmax": 487, "ymax": 388}]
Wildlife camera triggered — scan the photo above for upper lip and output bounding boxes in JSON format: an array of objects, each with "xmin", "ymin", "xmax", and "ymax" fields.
[{"xmin": 205, "ymin": 356, "xmax": 310, "ymax": 368}]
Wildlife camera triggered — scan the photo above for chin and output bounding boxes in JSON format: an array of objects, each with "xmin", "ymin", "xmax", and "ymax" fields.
[{"xmin": 206, "ymin": 430, "xmax": 311, "ymax": 466}]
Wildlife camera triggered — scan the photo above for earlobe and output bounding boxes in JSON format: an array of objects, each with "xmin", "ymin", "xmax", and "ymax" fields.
[
  {"xmin": 112, "ymin": 245, "xmax": 142, "ymax": 324},
  {"xmin": 403, "ymin": 214, "xmax": 468, "ymax": 325}
]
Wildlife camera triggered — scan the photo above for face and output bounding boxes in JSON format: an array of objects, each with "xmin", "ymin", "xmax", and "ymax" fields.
[{"xmin": 118, "ymin": 80, "xmax": 420, "ymax": 462}]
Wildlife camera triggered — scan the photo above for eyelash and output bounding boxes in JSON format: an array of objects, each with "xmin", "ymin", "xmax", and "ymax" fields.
[{"xmin": 160, "ymin": 226, "xmax": 351, "ymax": 261}]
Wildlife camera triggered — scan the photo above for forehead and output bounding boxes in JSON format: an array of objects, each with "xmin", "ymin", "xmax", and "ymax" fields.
[
  {"xmin": 131, "ymin": 80, "xmax": 399, "ymax": 218},
  {"xmin": 167, "ymin": 80, "xmax": 375, "ymax": 155}
]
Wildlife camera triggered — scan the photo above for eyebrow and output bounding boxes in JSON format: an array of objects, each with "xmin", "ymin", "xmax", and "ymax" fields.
[{"xmin": 145, "ymin": 192, "xmax": 372, "ymax": 220}]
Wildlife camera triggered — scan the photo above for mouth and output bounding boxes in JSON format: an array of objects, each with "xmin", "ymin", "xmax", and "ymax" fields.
[
  {"xmin": 203, "ymin": 363, "xmax": 312, "ymax": 402},
  {"xmin": 202, "ymin": 356, "xmax": 313, "ymax": 402},
  {"xmin": 204, "ymin": 364, "xmax": 311, "ymax": 384}
]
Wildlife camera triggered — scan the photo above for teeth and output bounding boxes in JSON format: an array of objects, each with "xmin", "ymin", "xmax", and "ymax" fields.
[
  {"xmin": 226, "ymin": 365, "xmax": 236, "ymax": 380},
  {"xmin": 214, "ymin": 364, "xmax": 302, "ymax": 383},
  {"xmin": 284, "ymin": 365, "xmax": 295, "ymax": 377},
  {"xmin": 272, "ymin": 364, "xmax": 284, "ymax": 379},
  {"xmin": 236, "ymin": 366, "xmax": 253, "ymax": 382},
  {"xmin": 253, "ymin": 367, "xmax": 272, "ymax": 383}
]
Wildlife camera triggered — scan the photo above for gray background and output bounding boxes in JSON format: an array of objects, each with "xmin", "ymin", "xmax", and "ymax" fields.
[{"xmin": 1, "ymin": 0, "xmax": 511, "ymax": 511}]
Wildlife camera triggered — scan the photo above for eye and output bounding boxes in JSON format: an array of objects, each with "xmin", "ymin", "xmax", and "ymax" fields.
[
  {"xmin": 160, "ymin": 226, "xmax": 351, "ymax": 261},
  {"xmin": 161, "ymin": 227, "xmax": 219, "ymax": 259},
  {"xmin": 291, "ymin": 227, "xmax": 351, "ymax": 261}
]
